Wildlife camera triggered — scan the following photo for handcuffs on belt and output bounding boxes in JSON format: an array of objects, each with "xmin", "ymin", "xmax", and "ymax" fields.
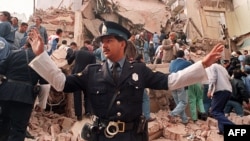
[{"xmin": 104, "ymin": 120, "xmax": 125, "ymax": 138}]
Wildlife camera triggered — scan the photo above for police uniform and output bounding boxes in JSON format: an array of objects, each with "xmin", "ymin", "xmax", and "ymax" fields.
[
  {"xmin": 0, "ymin": 48, "xmax": 43, "ymax": 141},
  {"xmin": 29, "ymin": 21, "xmax": 208, "ymax": 141}
]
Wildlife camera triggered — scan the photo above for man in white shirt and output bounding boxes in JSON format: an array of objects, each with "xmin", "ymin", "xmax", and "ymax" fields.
[
  {"xmin": 13, "ymin": 22, "xmax": 28, "ymax": 49},
  {"xmin": 206, "ymin": 61, "xmax": 235, "ymax": 135}
]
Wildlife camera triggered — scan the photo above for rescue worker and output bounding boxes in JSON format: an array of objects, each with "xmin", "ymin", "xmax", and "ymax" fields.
[{"xmin": 0, "ymin": 37, "xmax": 45, "ymax": 141}]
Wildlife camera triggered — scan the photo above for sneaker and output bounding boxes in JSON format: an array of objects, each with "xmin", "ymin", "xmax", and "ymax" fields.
[
  {"xmin": 167, "ymin": 115, "xmax": 176, "ymax": 123},
  {"xmin": 217, "ymin": 131, "xmax": 224, "ymax": 136},
  {"xmin": 199, "ymin": 113, "xmax": 208, "ymax": 121},
  {"xmin": 182, "ymin": 121, "xmax": 188, "ymax": 126}
]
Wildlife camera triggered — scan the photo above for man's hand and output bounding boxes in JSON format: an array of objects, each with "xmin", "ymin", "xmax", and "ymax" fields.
[
  {"xmin": 28, "ymin": 28, "xmax": 44, "ymax": 56},
  {"xmin": 202, "ymin": 43, "xmax": 224, "ymax": 68},
  {"xmin": 207, "ymin": 91, "xmax": 212, "ymax": 99}
]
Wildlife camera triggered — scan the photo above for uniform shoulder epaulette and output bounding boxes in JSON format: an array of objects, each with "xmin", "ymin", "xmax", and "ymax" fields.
[{"xmin": 76, "ymin": 63, "xmax": 102, "ymax": 76}]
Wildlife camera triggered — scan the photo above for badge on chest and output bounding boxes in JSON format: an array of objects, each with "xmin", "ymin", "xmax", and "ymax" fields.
[{"xmin": 132, "ymin": 73, "xmax": 138, "ymax": 81}]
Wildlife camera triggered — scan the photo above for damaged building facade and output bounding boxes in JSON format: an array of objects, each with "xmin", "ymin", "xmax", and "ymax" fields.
[
  {"xmin": 32, "ymin": 0, "xmax": 250, "ymax": 59},
  {"xmin": 166, "ymin": 0, "xmax": 250, "ymax": 58}
]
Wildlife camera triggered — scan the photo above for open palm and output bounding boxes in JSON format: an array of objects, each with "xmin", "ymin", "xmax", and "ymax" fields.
[
  {"xmin": 202, "ymin": 43, "xmax": 224, "ymax": 68},
  {"xmin": 28, "ymin": 28, "xmax": 44, "ymax": 56}
]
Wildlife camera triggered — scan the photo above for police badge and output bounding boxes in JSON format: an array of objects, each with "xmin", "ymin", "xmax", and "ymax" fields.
[
  {"xmin": 101, "ymin": 23, "xmax": 107, "ymax": 35},
  {"xmin": 132, "ymin": 73, "xmax": 138, "ymax": 81}
]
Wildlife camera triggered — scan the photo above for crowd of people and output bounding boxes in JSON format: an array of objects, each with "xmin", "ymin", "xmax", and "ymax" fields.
[{"xmin": 0, "ymin": 10, "xmax": 249, "ymax": 141}]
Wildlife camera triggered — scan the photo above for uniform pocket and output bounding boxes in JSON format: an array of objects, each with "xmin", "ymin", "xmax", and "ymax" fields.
[
  {"xmin": 89, "ymin": 86, "xmax": 108, "ymax": 108},
  {"xmin": 127, "ymin": 80, "xmax": 143, "ymax": 104}
]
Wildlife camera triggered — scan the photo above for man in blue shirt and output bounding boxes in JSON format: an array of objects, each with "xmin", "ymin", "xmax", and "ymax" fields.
[{"xmin": 168, "ymin": 50, "xmax": 192, "ymax": 124}]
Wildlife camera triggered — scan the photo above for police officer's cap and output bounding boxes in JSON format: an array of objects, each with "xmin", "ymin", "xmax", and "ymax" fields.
[{"xmin": 97, "ymin": 21, "xmax": 131, "ymax": 41}]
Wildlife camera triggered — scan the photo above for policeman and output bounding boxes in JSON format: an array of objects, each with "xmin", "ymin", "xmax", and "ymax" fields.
[
  {"xmin": 28, "ymin": 21, "xmax": 224, "ymax": 141},
  {"xmin": 0, "ymin": 39, "xmax": 44, "ymax": 141}
]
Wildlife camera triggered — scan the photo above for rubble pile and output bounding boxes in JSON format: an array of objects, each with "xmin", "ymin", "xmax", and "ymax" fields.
[
  {"xmin": 25, "ymin": 109, "xmax": 250, "ymax": 141},
  {"xmin": 148, "ymin": 110, "xmax": 250, "ymax": 141},
  {"xmin": 31, "ymin": 8, "xmax": 74, "ymax": 27},
  {"xmin": 26, "ymin": 111, "xmax": 83, "ymax": 141},
  {"xmin": 30, "ymin": 8, "xmax": 75, "ymax": 38}
]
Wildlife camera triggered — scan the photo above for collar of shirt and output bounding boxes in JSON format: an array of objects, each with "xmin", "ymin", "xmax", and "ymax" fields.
[
  {"xmin": 176, "ymin": 57, "xmax": 185, "ymax": 60},
  {"xmin": 107, "ymin": 57, "xmax": 125, "ymax": 70}
]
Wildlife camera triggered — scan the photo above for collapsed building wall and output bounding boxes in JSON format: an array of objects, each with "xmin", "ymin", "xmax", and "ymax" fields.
[
  {"xmin": 31, "ymin": 8, "xmax": 76, "ymax": 46},
  {"xmin": 30, "ymin": 0, "xmax": 235, "ymax": 57}
]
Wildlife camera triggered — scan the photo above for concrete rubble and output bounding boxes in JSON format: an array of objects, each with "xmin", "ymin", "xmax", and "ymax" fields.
[
  {"xmin": 31, "ymin": 1, "xmax": 227, "ymax": 56},
  {"xmin": 25, "ymin": 108, "xmax": 250, "ymax": 141}
]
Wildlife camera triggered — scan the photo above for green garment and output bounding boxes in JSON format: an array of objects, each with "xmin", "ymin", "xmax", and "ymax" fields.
[{"xmin": 188, "ymin": 83, "xmax": 205, "ymax": 121}]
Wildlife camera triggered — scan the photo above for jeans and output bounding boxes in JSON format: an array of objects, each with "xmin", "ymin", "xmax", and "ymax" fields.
[
  {"xmin": 142, "ymin": 89, "xmax": 150, "ymax": 120},
  {"xmin": 224, "ymin": 100, "xmax": 244, "ymax": 116},
  {"xmin": 170, "ymin": 88, "xmax": 188, "ymax": 123},
  {"xmin": 143, "ymin": 52, "xmax": 151, "ymax": 64},
  {"xmin": 211, "ymin": 91, "xmax": 235, "ymax": 133},
  {"xmin": 203, "ymin": 84, "xmax": 211, "ymax": 114},
  {"xmin": 153, "ymin": 43, "xmax": 158, "ymax": 52}
]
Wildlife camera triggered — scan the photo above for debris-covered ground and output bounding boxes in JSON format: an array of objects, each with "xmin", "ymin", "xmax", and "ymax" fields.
[{"xmin": 25, "ymin": 109, "xmax": 250, "ymax": 141}]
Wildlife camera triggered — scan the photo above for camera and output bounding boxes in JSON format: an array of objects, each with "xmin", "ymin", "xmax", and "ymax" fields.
[{"xmin": 81, "ymin": 122, "xmax": 98, "ymax": 141}]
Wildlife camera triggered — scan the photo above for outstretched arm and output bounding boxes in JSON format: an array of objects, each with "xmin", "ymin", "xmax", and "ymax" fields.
[
  {"xmin": 28, "ymin": 28, "xmax": 66, "ymax": 92},
  {"xmin": 168, "ymin": 43, "xmax": 224, "ymax": 90}
]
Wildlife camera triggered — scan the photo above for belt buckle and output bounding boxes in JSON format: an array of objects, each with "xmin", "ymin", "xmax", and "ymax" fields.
[{"xmin": 117, "ymin": 121, "xmax": 125, "ymax": 133}]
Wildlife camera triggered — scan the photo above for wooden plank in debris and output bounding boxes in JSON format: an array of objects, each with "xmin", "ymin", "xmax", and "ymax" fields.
[
  {"xmin": 189, "ymin": 18, "xmax": 203, "ymax": 38},
  {"xmin": 58, "ymin": 0, "xmax": 64, "ymax": 9},
  {"xmin": 216, "ymin": 0, "xmax": 220, "ymax": 8}
]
